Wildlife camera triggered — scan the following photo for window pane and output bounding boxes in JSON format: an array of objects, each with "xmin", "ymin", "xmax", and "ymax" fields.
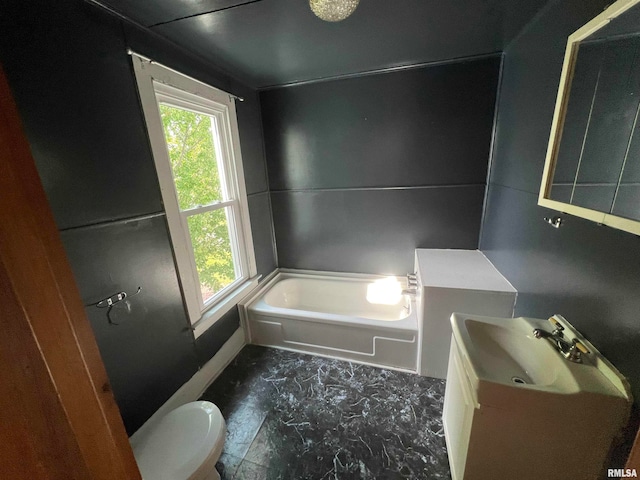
[
  {"xmin": 186, "ymin": 208, "xmax": 239, "ymax": 303},
  {"xmin": 158, "ymin": 104, "xmax": 224, "ymax": 210}
]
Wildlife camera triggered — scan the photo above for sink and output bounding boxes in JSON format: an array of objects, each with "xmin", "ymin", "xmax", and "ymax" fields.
[
  {"xmin": 462, "ymin": 318, "xmax": 569, "ymax": 387},
  {"xmin": 443, "ymin": 313, "xmax": 632, "ymax": 480},
  {"xmin": 450, "ymin": 313, "xmax": 629, "ymax": 408}
]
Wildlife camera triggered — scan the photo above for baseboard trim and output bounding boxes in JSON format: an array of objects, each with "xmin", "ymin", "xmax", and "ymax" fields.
[{"xmin": 130, "ymin": 328, "xmax": 245, "ymax": 442}]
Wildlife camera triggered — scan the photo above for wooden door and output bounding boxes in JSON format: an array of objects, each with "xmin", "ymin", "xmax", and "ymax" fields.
[{"xmin": 0, "ymin": 63, "xmax": 141, "ymax": 479}]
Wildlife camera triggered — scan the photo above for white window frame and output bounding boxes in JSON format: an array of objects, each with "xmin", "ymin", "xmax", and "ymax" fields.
[{"xmin": 131, "ymin": 53, "xmax": 257, "ymax": 337}]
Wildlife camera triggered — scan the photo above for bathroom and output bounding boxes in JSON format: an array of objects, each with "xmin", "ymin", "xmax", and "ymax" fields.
[{"xmin": 1, "ymin": 0, "xmax": 640, "ymax": 478}]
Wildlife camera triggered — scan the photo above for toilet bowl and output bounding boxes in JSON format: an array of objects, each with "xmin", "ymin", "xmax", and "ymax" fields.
[{"xmin": 131, "ymin": 401, "xmax": 226, "ymax": 480}]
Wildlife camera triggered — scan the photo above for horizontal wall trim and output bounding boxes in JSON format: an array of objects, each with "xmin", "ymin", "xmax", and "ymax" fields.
[
  {"xmin": 247, "ymin": 190, "xmax": 270, "ymax": 198},
  {"xmin": 270, "ymin": 184, "xmax": 486, "ymax": 194},
  {"xmin": 488, "ymin": 181, "xmax": 538, "ymax": 197},
  {"xmin": 259, "ymin": 52, "xmax": 502, "ymax": 91},
  {"xmin": 552, "ymin": 182, "xmax": 640, "ymax": 187},
  {"xmin": 59, "ymin": 211, "xmax": 166, "ymax": 233}
]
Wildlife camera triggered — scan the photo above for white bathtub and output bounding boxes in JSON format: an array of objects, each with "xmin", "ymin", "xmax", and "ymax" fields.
[{"xmin": 241, "ymin": 271, "xmax": 419, "ymax": 371}]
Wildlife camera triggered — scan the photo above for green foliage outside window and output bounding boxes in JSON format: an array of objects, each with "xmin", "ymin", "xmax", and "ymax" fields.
[{"xmin": 159, "ymin": 104, "xmax": 237, "ymax": 301}]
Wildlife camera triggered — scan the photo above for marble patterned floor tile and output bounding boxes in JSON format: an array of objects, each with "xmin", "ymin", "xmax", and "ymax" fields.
[
  {"xmin": 216, "ymin": 452, "xmax": 243, "ymax": 480},
  {"xmin": 202, "ymin": 345, "xmax": 451, "ymax": 480},
  {"xmin": 233, "ymin": 459, "xmax": 270, "ymax": 480},
  {"xmin": 201, "ymin": 346, "xmax": 280, "ymax": 415},
  {"xmin": 221, "ymin": 401, "xmax": 268, "ymax": 459}
]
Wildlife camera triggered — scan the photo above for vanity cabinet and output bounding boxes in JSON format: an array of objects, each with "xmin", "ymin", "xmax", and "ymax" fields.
[
  {"xmin": 442, "ymin": 341, "xmax": 475, "ymax": 479},
  {"xmin": 443, "ymin": 314, "xmax": 631, "ymax": 480}
]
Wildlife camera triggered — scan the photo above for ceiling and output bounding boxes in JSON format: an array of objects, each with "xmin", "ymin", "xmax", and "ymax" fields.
[{"xmin": 99, "ymin": 0, "xmax": 550, "ymax": 88}]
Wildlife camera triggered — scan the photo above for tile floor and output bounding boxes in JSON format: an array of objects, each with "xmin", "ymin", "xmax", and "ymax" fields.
[{"xmin": 200, "ymin": 345, "xmax": 451, "ymax": 479}]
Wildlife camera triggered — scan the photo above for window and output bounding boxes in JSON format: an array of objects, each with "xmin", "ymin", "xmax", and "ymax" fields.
[{"xmin": 131, "ymin": 53, "xmax": 257, "ymax": 336}]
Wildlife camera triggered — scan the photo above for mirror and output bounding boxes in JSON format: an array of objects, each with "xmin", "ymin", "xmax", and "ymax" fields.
[{"xmin": 540, "ymin": 0, "xmax": 640, "ymax": 235}]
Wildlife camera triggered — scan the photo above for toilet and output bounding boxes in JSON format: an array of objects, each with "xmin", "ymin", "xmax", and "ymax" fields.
[{"xmin": 131, "ymin": 401, "xmax": 226, "ymax": 480}]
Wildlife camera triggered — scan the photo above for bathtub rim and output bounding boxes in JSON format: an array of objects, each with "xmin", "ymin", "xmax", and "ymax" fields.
[{"xmin": 239, "ymin": 269, "xmax": 419, "ymax": 335}]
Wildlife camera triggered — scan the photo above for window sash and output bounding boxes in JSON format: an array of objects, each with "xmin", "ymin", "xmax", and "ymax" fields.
[
  {"xmin": 155, "ymin": 87, "xmax": 238, "ymax": 205},
  {"xmin": 180, "ymin": 200, "xmax": 247, "ymax": 309}
]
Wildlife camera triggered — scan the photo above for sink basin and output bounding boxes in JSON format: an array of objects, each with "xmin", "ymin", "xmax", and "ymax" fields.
[
  {"xmin": 444, "ymin": 313, "xmax": 632, "ymax": 480},
  {"xmin": 450, "ymin": 313, "xmax": 628, "ymax": 407},
  {"xmin": 456, "ymin": 316, "xmax": 580, "ymax": 394},
  {"xmin": 464, "ymin": 318, "xmax": 565, "ymax": 386}
]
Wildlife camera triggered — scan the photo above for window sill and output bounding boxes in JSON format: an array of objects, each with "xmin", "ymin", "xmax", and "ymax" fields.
[{"xmin": 191, "ymin": 276, "xmax": 259, "ymax": 339}]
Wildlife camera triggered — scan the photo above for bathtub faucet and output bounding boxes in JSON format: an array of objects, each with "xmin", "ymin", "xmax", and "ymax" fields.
[{"xmin": 403, "ymin": 273, "xmax": 419, "ymax": 295}]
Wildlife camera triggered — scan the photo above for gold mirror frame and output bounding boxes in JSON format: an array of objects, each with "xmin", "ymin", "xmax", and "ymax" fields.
[{"xmin": 539, "ymin": 0, "xmax": 640, "ymax": 235}]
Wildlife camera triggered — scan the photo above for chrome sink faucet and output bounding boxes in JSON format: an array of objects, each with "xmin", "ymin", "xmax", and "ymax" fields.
[{"xmin": 533, "ymin": 319, "xmax": 590, "ymax": 363}]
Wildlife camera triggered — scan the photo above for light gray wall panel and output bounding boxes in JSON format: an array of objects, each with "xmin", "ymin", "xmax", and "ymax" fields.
[
  {"xmin": 248, "ymin": 192, "xmax": 278, "ymax": 277},
  {"xmin": 263, "ymin": 58, "xmax": 500, "ymax": 274},
  {"xmin": 488, "ymin": 0, "xmax": 609, "ymax": 194},
  {"xmin": 60, "ymin": 215, "xmax": 198, "ymax": 435},
  {"xmin": 236, "ymin": 92, "xmax": 269, "ymax": 195},
  {"xmin": 261, "ymin": 57, "xmax": 500, "ymax": 191},
  {"xmin": 195, "ymin": 306, "xmax": 241, "ymax": 366},
  {"xmin": 272, "ymin": 186, "xmax": 485, "ymax": 274}
]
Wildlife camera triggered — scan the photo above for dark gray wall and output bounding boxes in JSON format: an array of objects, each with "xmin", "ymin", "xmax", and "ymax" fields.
[
  {"xmin": 480, "ymin": 0, "xmax": 640, "ymax": 459},
  {"xmin": 0, "ymin": 0, "xmax": 275, "ymax": 434},
  {"xmin": 261, "ymin": 57, "xmax": 501, "ymax": 274}
]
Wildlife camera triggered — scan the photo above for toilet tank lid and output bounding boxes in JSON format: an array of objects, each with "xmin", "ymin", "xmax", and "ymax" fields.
[{"xmin": 131, "ymin": 401, "xmax": 225, "ymax": 480}]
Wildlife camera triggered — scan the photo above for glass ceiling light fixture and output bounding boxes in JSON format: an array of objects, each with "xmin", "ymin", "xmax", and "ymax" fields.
[{"xmin": 309, "ymin": 0, "xmax": 360, "ymax": 22}]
